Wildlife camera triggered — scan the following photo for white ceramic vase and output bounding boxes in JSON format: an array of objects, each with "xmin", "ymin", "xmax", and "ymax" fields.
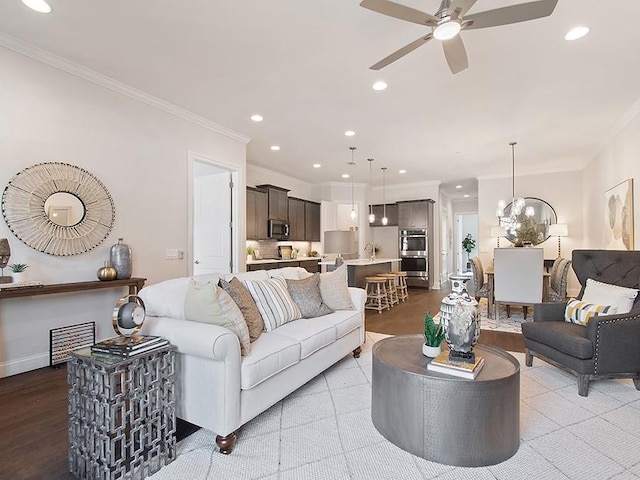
[{"xmin": 422, "ymin": 344, "xmax": 441, "ymax": 358}]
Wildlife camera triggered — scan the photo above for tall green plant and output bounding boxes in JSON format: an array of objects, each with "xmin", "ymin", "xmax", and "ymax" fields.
[{"xmin": 423, "ymin": 312, "xmax": 445, "ymax": 347}]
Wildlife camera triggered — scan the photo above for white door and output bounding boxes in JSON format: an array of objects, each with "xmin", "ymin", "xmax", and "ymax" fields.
[{"xmin": 193, "ymin": 163, "xmax": 232, "ymax": 275}]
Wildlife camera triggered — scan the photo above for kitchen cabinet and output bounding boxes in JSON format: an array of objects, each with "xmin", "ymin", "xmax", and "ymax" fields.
[
  {"xmin": 397, "ymin": 200, "xmax": 434, "ymax": 229},
  {"xmin": 288, "ymin": 197, "xmax": 306, "ymax": 241},
  {"xmin": 304, "ymin": 201, "xmax": 321, "ymax": 241},
  {"xmin": 246, "ymin": 187, "xmax": 268, "ymax": 239},
  {"xmin": 257, "ymin": 184, "xmax": 289, "ymax": 221},
  {"xmin": 368, "ymin": 203, "xmax": 398, "ymax": 227}
]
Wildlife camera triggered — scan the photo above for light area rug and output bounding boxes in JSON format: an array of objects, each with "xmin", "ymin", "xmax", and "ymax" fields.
[
  {"xmin": 149, "ymin": 332, "xmax": 640, "ymax": 480},
  {"xmin": 435, "ymin": 298, "xmax": 527, "ymax": 335}
]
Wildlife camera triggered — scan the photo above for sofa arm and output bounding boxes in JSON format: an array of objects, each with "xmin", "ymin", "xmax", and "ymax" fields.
[
  {"xmin": 349, "ymin": 287, "xmax": 366, "ymax": 312},
  {"xmin": 586, "ymin": 311, "xmax": 640, "ymax": 374},
  {"xmin": 141, "ymin": 316, "xmax": 241, "ymax": 361},
  {"xmin": 533, "ymin": 302, "xmax": 567, "ymax": 322}
]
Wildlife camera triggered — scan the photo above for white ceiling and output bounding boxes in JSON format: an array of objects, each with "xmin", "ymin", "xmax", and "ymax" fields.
[{"xmin": 1, "ymin": 0, "xmax": 639, "ymax": 200}]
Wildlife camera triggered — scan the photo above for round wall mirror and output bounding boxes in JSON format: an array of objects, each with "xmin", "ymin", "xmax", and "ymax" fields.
[
  {"xmin": 500, "ymin": 197, "xmax": 557, "ymax": 246},
  {"xmin": 2, "ymin": 163, "xmax": 115, "ymax": 256}
]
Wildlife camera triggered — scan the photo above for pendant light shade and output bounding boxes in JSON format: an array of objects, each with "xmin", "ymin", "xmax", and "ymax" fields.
[
  {"xmin": 367, "ymin": 158, "xmax": 376, "ymax": 223},
  {"xmin": 349, "ymin": 147, "xmax": 357, "ymax": 221},
  {"xmin": 496, "ymin": 141, "xmax": 534, "ymax": 234},
  {"xmin": 381, "ymin": 167, "xmax": 388, "ymax": 226}
]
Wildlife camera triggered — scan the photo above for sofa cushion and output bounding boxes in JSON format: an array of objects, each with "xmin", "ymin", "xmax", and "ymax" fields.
[
  {"xmin": 224, "ymin": 270, "xmax": 270, "ymax": 282},
  {"xmin": 270, "ymin": 318, "xmax": 336, "ymax": 359},
  {"xmin": 219, "ymin": 277, "xmax": 264, "ymax": 342},
  {"xmin": 286, "ymin": 274, "xmax": 334, "ymax": 318},
  {"xmin": 241, "ymin": 333, "xmax": 300, "ymax": 390},
  {"xmin": 184, "ymin": 280, "xmax": 250, "ymax": 356},
  {"xmin": 139, "ymin": 274, "xmax": 221, "ymax": 319},
  {"xmin": 313, "ymin": 310, "xmax": 362, "ymax": 339},
  {"xmin": 564, "ymin": 298, "xmax": 618, "ymax": 326},
  {"xmin": 243, "ymin": 276, "xmax": 302, "ymax": 331},
  {"xmin": 522, "ymin": 321, "xmax": 593, "ymax": 359},
  {"xmin": 268, "ymin": 267, "xmax": 308, "ymax": 280},
  {"xmin": 319, "ymin": 265, "xmax": 354, "ymax": 310},
  {"xmin": 582, "ymin": 279, "xmax": 639, "ymax": 314}
]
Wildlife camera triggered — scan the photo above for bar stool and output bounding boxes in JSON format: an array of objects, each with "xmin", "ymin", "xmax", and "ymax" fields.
[
  {"xmin": 364, "ymin": 276, "xmax": 390, "ymax": 314},
  {"xmin": 392, "ymin": 271, "xmax": 409, "ymax": 301},
  {"xmin": 377, "ymin": 273, "xmax": 399, "ymax": 307}
]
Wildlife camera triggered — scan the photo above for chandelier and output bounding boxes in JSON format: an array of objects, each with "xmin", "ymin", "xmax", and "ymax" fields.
[{"xmin": 496, "ymin": 142, "xmax": 534, "ymax": 234}]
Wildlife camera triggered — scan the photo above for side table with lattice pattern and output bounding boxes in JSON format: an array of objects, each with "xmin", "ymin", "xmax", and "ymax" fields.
[{"xmin": 68, "ymin": 344, "xmax": 176, "ymax": 480}]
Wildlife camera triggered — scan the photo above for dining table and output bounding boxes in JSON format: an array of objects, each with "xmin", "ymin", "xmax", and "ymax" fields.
[{"xmin": 485, "ymin": 266, "xmax": 551, "ymax": 319}]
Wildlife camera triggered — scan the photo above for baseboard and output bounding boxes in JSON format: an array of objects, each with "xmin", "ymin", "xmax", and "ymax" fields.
[{"xmin": 0, "ymin": 352, "xmax": 49, "ymax": 378}]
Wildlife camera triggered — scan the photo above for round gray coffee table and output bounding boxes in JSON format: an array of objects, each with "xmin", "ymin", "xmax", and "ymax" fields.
[{"xmin": 372, "ymin": 335, "xmax": 520, "ymax": 467}]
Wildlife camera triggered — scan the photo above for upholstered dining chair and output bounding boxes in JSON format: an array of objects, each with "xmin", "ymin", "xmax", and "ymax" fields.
[
  {"xmin": 470, "ymin": 257, "xmax": 490, "ymax": 316},
  {"xmin": 493, "ymin": 248, "xmax": 544, "ymax": 328},
  {"xmin": 522, "ymin": 250, "xmax": 640, "ymax": 396},
  {"xmin": 545, "ymin": 257, "xmax": 572, "ymax": 302}
]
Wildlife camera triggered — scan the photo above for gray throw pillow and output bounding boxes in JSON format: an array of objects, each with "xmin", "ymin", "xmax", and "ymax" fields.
[
  {"xmin": 318, "ymin": 264, "xmax": 354, "ymax": 310},
  {"xmin": 219, "ymin": 277, "xmax": 264, "ymax": 342},
  {"xmin": 286, "ymin": 274, "xmax": 334, "ymax": 318}
]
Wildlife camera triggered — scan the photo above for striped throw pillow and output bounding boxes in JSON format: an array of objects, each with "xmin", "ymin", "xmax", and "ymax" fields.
[
  {"xmin": 243, "ymin": 276, "xmax": 302, "ymax": 331},
  {"xmin": 564, "ymin": 298, "xmax": 618, "ymax": 326}
]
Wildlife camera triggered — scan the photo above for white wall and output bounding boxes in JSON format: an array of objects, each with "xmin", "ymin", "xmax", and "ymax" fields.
[{"xmin": 0, "ymin": 47, "xmax": 247, "ymax": 376}]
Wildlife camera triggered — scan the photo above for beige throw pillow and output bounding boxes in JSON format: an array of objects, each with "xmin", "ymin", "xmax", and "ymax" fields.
[
  {"xmin": 219, "ymin": 277, "xmax": 264, "ymax": 342},
  {"xmin": 318, "ymin": 264, "xmax": 354, "ymax": 310},
  {"xmin": 184, "ymin": 279, "xmax": 251, "ymax": 355},
  {"xmin": 243, "ymin": 276, "xmax": 302, "ymax": 331}
]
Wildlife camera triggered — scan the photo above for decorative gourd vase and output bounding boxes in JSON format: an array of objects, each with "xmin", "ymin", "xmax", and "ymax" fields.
[
  {"xmin": 97, "ymin": 261, "xmax": 117, "ymax": 281},
  {"xmin": 110, "ymin": 238, "xmax": 132, "ymax": 280},
  {"xmin": 422, "ymin": 344, "xmax": 441, "ymax": 358}
]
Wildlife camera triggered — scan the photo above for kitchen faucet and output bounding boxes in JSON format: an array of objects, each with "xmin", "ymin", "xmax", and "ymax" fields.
[{"xmin": 364, "ymin": 242, "xmax": 376, "ymax": 261}]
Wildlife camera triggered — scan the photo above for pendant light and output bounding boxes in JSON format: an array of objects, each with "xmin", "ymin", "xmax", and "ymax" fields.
[
  {"xmin": 349, "ymin": 147, "xmax": 357, "ymax": 221},
  {"xmin": 367, "ymin": 158, "xmax": 375, "ymax": 223},
  {"xmin": 381, "ymin": 167, "xmax": 388, "ymax": 226},
  {"xmin": 496, "ymin": 141, "xmax": 533, "ymax": 234}
]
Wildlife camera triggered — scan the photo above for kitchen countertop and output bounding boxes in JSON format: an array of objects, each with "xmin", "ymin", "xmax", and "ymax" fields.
[
  {"xmin": 246, "ymin": 258, "xmax": 320, "ymax": 265},
  {"xmin": 318, "ymin": 258, "xmax": 401, "ymax": 266}
]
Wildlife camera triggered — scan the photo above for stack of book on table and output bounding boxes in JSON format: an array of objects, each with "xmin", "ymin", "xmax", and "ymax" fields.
[
  {"xmin": 427, "ymin": 351, "xmax": 485, "ymax": 379},
  {"xmin": 91, "ymin": 335, "xmax": 168, "ymax": 357}
]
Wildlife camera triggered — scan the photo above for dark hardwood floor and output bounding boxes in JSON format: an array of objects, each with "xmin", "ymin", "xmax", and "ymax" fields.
[{"xmin": 0, "ymin": 286, "xmax": 523, "ymax": 480}]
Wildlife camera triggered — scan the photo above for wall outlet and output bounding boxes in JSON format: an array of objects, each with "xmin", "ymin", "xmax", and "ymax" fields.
[{"xmin": 165, "ymin": 249, "xmax": 183, "ymax": 260}]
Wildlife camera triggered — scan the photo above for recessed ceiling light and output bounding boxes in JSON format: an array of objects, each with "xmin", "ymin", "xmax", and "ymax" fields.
[
  {"xmin": 313, "ymin": 163, "xmax": 321, "ymax": 168},
  {"xmin": 250, "ymin": 114, "xmax": 263, "ymax": 122},
  {"xmin": 342, "ymin": 173, "xmax": 350, "ymax": 179},
  {"xmin": 270, "ymin": 145, "xmax": 280, "ymax": 151},
  {"xmin": 21, "ymin": 0, "xmax": 51, "ymax": 13},
  {"xmin": 399, "ymin": 169, "xmax": 407, "ymax": 174},
  {"xmin": 372, "ymin": 81, "xmax": 388, "ymax": 91},
  {"xmin": 565, "ymin": 26, "xmax": 589, "ymax": 41},
  {"xmin": 464, "ymin": 194, "xmax": 470, "ymax": 198},
  {"xmin": 344, "ymin": 130, "xmax": 356, "ymax": 137},
  {"xmin": 455, "ymin": 185, "xmax": 462, "ymax": 189}
]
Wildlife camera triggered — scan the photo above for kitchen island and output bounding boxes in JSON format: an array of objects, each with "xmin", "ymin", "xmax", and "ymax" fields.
[{"xmin": 319, "ymin": 258, "xmax": 401, "ymax": 288}]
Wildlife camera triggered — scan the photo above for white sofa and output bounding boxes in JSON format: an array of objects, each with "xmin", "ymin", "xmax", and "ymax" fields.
[{"xmin": 138, "ymin": 267, "xmax": 366, "ymax": 453}]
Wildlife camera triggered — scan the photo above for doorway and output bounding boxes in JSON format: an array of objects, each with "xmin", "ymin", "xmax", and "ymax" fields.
[{"xmin": 188, "ymin": 153, "xmax": 237, "ymax": 275}]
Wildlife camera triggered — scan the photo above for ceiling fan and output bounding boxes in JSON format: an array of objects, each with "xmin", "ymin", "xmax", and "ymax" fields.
[{"xmin": 360, "ymin": 0, "xmax": 558, "ymax": 74}]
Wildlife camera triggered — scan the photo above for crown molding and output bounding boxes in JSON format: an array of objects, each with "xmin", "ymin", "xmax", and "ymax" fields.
[{"xmin": 0, "ymin": 33, "xmax": 250, "ymax": 145}]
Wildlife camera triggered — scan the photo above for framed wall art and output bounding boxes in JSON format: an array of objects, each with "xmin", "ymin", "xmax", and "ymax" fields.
[{"xmin": 604, "ymin": 179, "xmax": 634, "ymax": 250}]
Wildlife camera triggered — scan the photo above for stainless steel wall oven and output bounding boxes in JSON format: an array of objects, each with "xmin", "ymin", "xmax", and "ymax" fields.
[{"xmin": 399, "ymin": 229, "xmax": 429, "ymax": 287}]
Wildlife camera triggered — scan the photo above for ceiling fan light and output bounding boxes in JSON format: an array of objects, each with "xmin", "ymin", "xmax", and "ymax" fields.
[
  {"xmin": 565, "ymin": 26, "xmax": 589, "ymax": 41},
  {"xmin": 21, "ymin": 0, "xmax": 51, "ymax": 13},
  {"xmin": 433, "ymin": 19, "xmax": 460, "ymax": 41}
]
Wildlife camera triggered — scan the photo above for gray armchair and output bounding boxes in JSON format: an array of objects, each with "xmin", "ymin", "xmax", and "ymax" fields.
[
  {"xmin": 470, "ymin": 257, "xmax": 490, "ymax": 315},
  {"xmin": 522, "ymin": 250, "xmax": 640, "ymax": 396},
  {"xmin": 545, "ymin": 257, "xmax": 572, "ymax": 302}
]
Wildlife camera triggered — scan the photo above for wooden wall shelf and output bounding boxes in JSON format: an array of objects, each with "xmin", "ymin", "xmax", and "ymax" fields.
[{"xmin": 0, "ymin": 277, "xmax": 146, "ymax": 300}]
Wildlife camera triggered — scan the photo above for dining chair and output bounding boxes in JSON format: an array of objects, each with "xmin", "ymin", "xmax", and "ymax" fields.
[
  {"xmin": 493, "ymin": 248, "xmax": 544, "ymax": 328},
  {"xmin": 469, "ymin": 257, "xmax": 491, "ymax": 316},
  {"xmin": 545, "ymin": 257, "xmax": 572, "ymax": 302}
]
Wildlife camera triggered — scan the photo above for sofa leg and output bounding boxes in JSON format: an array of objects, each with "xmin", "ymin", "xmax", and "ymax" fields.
[
  {"xmin": 577, "ymin": 375, "xmax": 590, "ymax": 397},
  {"xmin": 352, "ymin": 346, "xmax": 362, "ymax": 358},
  {"xmin": 216, "ymin": 431, "xmax": 238, "ymax": 454},
  {"xmin": 633, "ymin": 377, "xmax": 640, "ymax": 391},
  {"xmin": 525, "ymin": 349, "xmax": 533, "ymax": 367}
]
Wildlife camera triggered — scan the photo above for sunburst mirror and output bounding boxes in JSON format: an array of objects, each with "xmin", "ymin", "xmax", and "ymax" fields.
[{"xmin": 1, "ymin": 162, "xmax": 115, "ymax": 256}]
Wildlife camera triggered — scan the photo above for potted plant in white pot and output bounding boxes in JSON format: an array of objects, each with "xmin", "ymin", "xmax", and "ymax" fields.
[
  {"xmin": 423, "ymin": 312, "xmax": 445, "ymax": 357},
  {"xmin": 246, "ymin": 245, "xmax": 254, "ymax": 262},
  {"xmin": 9, "ymin": 263, "xmax": 28, "ymax": 283},
  {"xmin": 461, "ymin": 233, "xmax": 476, "ymax": 272}
]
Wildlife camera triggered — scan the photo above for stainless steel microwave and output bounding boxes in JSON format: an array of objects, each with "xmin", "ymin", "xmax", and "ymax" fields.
[{"xmin": 268, "ymin": 219, "xmax": 290, "ymax": 240}]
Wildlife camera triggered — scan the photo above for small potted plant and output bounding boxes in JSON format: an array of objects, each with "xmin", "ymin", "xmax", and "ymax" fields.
[
  {"xmin": 423, "ymin": 312, "xmax": 445, "ymax": 357},
  {"xmin": 461, "ymin": 233, "xmax": 476, "ymax": 271},
  {"xmin": 246, "ymin": 245, "xmax": 255, "ymax": 262},
  {"xmin": 9, "ymin": 263, "xmax": 28, "ymax": 283}
]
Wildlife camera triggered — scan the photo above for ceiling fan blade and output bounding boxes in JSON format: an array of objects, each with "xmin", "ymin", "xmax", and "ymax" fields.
[
  {"xmin": 370, "ymin": 34, "xmax": 433, "ymax": 70},
  {"xmin": 442, "ymin": 35, "xmax": 468, "ymax": 74},
  {"xmin": 464, "ymin": 0, "xmax": 558, "ymax": 30},
  {"xmin": 360, "ymin": 0, "xmax": 439, "ymax": 27},
  {"xmin": 448, "ymin": 0, "xmax": 478, "ymax": 20}
]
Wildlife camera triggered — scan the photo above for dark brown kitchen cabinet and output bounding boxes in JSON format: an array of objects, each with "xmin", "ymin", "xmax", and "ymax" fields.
[
  {"xmin": 288, "ymin": 197, "xmax": 306, "ymax": 241},
  {"xmin": 368, "ymin": 203, "xmax": 398, "ymax": 227},
  {"xmin": 397, "ymin": 200, "xmax": 433, "ymax": 229},
  {"xmin": 246, "ymin": 187, "xmax": 268, "ymax": 239},
  {"xmin": 304, "ymin": 201, "xmax": 321, "ymax": 241},
  {"xmin": 257, "ymin": 184, "xmax": 289, "ymax": 221}
]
